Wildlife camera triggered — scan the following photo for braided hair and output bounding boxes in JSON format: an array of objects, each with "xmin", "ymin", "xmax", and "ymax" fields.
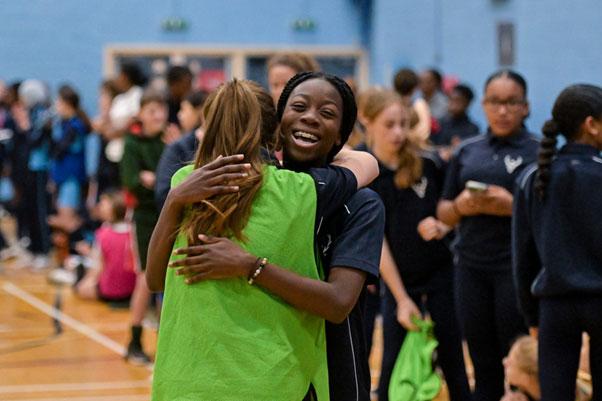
[
  {"xmin": 277, "ymin": 71, "xmax": 357, "ymax": 162},
  {"xmin": 535, "ymin": 84, "xmax": 602, "ymax": 198}
]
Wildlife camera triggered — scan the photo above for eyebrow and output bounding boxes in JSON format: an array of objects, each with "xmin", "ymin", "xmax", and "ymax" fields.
[
  {"xmin": 291, "ymin": 93, "xmax": 340, "ymax": 107},
  {"xmin": 484, "ymin": 96, "xmax": 526, "ymax": 101}
]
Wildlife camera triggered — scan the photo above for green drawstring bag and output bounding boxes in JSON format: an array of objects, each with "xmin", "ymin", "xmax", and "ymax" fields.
[{"xmin": 388, "ymin": 318, "xmax": 442, "ymax": 401}]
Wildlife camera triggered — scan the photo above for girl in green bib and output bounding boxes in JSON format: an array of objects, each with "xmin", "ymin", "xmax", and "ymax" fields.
[{"xmin": 147, "ymin": 79, "xmax": 376, "ymax": 401}]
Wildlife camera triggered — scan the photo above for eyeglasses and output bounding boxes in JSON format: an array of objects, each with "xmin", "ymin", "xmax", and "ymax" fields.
[{"xmin": 483, "ymin": 98, "xmax": 526, "ymax": 111}]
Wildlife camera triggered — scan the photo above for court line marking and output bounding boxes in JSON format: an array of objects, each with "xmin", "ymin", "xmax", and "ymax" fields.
[
  {"xmin": 6, "ymin": 396, "xmax": 149, "ymax": 401},
  {"xmin": 0, "ymin": 380, "xmax": 149, "ymax": 394},
  {"xmin": 2, "ymin": 282, "xmax": 126, "ymax": 356}
]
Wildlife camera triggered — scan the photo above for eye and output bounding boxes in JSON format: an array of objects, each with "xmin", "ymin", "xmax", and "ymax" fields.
[
  {"xmin": 320, "ymin": 108, "xmax": 337, "ymax": 119},
  {"xmin": 290, "ymin": 102, "xmax": 306, "ymax": 112}
]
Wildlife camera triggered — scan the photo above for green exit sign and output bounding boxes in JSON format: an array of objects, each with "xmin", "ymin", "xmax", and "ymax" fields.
[
  {"xmin": 162, "ymin": 17, "xmax": 188, "ymax": 32},
  {"xmin": 292, "ymin": 18, "xmax": 317, "ymax": 32}
]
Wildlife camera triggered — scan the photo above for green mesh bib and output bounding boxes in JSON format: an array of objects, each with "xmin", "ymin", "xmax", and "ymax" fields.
[{"xmin": 152, "ymin": 165, "xmax": 329, "ymax": 401}]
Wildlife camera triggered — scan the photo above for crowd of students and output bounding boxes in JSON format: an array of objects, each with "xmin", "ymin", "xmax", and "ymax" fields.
[{"xmin": 0, "ymin": 53, "xmax": 600, "ymax": 401}]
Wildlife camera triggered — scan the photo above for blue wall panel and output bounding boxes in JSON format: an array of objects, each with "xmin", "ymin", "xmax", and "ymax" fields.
[
  {"xmin": 0, "ymin": 0, "xmax": 362, "ymax": 113},
  {"xmin": 1, "ymin": 0, "xmax": 602, "ymax": 134}
]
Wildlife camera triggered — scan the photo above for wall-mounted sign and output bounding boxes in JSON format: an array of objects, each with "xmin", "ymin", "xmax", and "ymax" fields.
[{"xmin": 497, "ymin": 22, "xmax": 515, "ymax": 66}]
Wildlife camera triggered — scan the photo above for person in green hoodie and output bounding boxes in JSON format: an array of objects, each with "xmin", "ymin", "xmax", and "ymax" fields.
[
  {"xmin": 119, "ymin": 90, "xmax": 167, "ymax": 365},
  {"xmin": 146, "ymin": 78, "xmax": 377, "ymax": 400}
]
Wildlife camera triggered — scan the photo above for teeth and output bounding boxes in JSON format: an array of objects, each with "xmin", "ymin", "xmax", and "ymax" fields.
[{"xmin": 293, "ymin": 131, "xmax": 319, "ymax": 142}]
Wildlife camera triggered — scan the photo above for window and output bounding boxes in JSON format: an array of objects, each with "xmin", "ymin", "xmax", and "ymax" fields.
[{"xmin": 105, "ymin": 45, "xmax": 367, "ymax": 92}]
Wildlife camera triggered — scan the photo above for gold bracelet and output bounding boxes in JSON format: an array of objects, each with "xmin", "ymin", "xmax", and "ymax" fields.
[{"xmin": 248, "ymin": 257, "xmax": 268, "ymax": 285}]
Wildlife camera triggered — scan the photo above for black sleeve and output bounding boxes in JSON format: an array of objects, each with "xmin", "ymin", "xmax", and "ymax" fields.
[
  {"xmin": 308, "ymin": 165, "xmax": 358, "ymax": 222},
  {"xmin": 512, "ymin": 168, "xmax": 541, "ymax": 327},
  {"xmin": 155, "ymin": 142, "xmax": 184, "ymax": 210},
  {"xmin": 441, "ymin": 149, "xmax": 463, "ymax": 200},
  {"xmin": 423, "ymin": 152, "xmax": 447, "ymax": 198},
  {"xmin": 329, "ymin": 189, "xmax": 385, "ymax": 283}
]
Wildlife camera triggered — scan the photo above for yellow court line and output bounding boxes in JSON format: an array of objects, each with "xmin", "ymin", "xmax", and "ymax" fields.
[{"xmin": 0, "ymin": 380, "xmax": 150, "ymax": 394}]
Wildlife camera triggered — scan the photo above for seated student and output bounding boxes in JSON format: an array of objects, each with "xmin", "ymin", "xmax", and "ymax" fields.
[
  {"xmin": 501, "ymin": 336, "xmax": 591, "ymax": 401},
  {"xmin": 432, "ymin": 83, "xmax": 480, "ymax": 160},
  {"xmin": 74, "ymin": 190, "xmax": 136, "ymax": 302}
]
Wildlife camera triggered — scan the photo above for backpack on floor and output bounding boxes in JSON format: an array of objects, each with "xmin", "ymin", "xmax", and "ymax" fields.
[{"xmin": 388, "ymin": 318, "xmax": 442, "ymax": 401}]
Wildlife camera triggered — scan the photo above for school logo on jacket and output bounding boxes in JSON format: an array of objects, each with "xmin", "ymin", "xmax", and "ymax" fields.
[
  {"xmin": 504, "ymin": 155, "xmax": 523, "ymax": 174},
  {"xmin": 412, "ymin": 177, "xmax": 428, "ymax": 199}
]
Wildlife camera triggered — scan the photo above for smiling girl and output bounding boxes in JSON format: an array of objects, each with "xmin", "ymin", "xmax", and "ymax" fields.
[{"xmin": 147, "ymin": 79, "xmax": 377, "ymax": 401}]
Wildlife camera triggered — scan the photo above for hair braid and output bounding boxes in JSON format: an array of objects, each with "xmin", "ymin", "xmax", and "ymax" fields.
[
  {"xmin": 535, "ymin": 84, "xmax": 602, "ymax": 199},
  {"xmin": 535, "ymin": 119, "xmax": 559, "ymax": 199}
]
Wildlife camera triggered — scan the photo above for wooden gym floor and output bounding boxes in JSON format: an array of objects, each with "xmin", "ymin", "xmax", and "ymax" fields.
[
  {"xmin": 0, "ymin": 258, "xmax": 157, "ymax": 400},
  {"xmin": 0, "ymin": 217, "xmax": 449, "ymax": 401}
]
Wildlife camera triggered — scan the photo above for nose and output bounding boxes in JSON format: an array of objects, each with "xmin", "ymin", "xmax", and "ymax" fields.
[
  {"xmin": 300, "ymin": 108, "xmax": 319, "ymax": 127},
  {"xmin": 497, "ymin": 104, "xmax": 510, "ymax": 115},
  {"xmin": 394, "ymin": 124, "xmax": 405, "ymax": 139}
]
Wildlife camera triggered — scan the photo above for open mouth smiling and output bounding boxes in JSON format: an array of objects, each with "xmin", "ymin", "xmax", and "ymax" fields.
[{"xmin": 292, "ymin": 130, "xmax": 320, "ymax": 144}]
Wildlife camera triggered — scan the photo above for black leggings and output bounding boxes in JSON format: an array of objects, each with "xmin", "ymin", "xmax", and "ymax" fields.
[
  {"xmin": 378, "ymin": 269, "xmax": 470, "ymax": 401},
  {"xmin": 539, "ymin": 296, "xmax": 602, "ymax": 401},
  {"xmin": 22, "ymin": 171, "xmax": 50, "ymax": 254},
  {"xmin": 455, "ymin": 266, "xmax": 527, "ymax": 401}
]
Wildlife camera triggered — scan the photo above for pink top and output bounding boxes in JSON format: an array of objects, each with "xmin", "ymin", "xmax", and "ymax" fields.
[{"xmin": 97, "ymin": 223, "xmax": 137, "ymax": 299}]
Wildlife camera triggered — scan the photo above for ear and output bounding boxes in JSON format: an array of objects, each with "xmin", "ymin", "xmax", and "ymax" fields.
[
  {"xmin": 583, "ymin": 116, "xmax": 600, "ymax": 136},
  {"xmin": 335, "ymin": 132, "xmax": 342, "ymax": 146}
]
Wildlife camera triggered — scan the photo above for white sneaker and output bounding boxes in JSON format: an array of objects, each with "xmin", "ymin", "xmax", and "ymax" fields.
[
  {"xmin": 31, "ymin": 255, "xmax": 50, "ymax": 270},
  {"xmin": 47, "ymin": 268, "xmax": 76, "ymax": 285}
]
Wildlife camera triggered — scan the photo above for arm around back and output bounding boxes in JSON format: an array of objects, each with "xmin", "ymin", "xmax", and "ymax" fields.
[{"xmin": 331, "ymin": 149, "xmax": 379, "ymax": 188}]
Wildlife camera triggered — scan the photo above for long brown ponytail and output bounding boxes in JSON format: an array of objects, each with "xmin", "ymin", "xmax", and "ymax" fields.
[{"xmin": 180, "ymin": 79, "xmax": 264, "ymax": 243}]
